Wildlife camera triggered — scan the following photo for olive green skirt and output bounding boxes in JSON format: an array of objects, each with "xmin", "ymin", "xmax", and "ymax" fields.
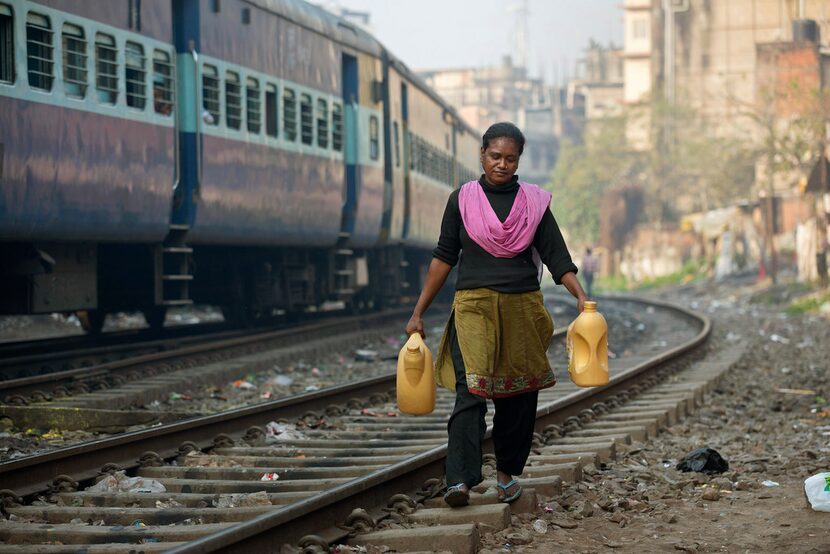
[{"xmin": 435, "ymin": 288, "xmax": 556, "ymax": 398}]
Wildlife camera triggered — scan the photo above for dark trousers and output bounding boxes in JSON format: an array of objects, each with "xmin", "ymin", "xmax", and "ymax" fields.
[
  {"xmin": 584, "ymin": 272, "xmax": 594, "ymax": 297},
  {"xmin": 445, "ymin": 319, "xmax": 538, "ymax": 487}
]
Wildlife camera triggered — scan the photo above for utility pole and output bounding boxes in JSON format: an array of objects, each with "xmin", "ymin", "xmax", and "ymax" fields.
[{"xmin": 509, "ymin": 0, "xmax": 530, "ymax": 72}]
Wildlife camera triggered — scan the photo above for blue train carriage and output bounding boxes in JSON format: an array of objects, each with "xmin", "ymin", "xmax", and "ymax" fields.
[
  {"xmin": 179, "ymin": 0, "xmax": 388, "ymax": 321},
  {"xmin": 0, "ymin": 0, "xmax": 178, "ymax": 330},
  {"xmin": 383, "ymin": 58, "xmax": 480, "ymax": 296}
]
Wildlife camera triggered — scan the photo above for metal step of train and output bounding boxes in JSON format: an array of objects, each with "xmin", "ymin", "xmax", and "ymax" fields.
[{"xmin": 156, "ymin": 224, "xmax": 194, "ymax": 307}]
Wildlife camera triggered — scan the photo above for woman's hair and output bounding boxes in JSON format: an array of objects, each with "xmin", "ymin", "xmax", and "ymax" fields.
[{"xmin": 482, "ymin": 122, "xmax": 525, "ymax": 155}]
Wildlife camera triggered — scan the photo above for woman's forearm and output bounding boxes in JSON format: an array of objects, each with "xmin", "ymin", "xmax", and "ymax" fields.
[
  {"xmin": 560, "ymin": 272, "xmax": 588, "ymax": 311},
  {"xmin": 406, "ymin": 258, "xmax": 453, "ymax": 336}
]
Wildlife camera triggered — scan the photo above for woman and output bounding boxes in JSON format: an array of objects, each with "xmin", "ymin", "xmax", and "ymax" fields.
[{"xmin": 405, "ymin": 122, "xmax": 587, "ymax": 507}]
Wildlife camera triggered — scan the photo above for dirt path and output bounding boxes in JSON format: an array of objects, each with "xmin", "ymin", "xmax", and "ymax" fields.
[{"xmin": 480, "ymin": 278, "xmax": 830, "ymax": 554}]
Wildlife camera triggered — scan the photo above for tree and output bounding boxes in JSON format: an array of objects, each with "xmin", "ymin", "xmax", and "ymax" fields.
[
  {"xmin": 546, "ymin": 115, "xmax": 642, "ymax": 244},
  {"xmin": 546, "ymin": 98, "xmax": 756, "ymax": 246}
]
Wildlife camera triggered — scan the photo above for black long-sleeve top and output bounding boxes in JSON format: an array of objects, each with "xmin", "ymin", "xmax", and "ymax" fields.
[{"xmin": 433, "ymin": 176, "xmax": 578, "ymax": 292}]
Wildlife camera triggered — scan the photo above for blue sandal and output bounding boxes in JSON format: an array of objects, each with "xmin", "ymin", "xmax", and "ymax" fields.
[
  {"xmin": 443, "ymin": 483, "xmax": 470, "ymax": 507},
  {"xmin": 497, "ymin": 479, "xmax": 523, "ymax": 504}
]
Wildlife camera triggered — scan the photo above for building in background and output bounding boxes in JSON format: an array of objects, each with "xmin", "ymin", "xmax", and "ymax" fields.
[
  {"xmin": 614, "ymin": 0, "xmax": 830, "ymax": 283},
  {"xmin": 420, "ymin": 56, "xmax": 559, "ymax": 184}
]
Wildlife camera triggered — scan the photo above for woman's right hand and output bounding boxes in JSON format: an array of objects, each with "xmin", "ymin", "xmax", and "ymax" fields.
[{"xmin": 405, "ymin": 314, "xmax": 425, "ymax": 338}]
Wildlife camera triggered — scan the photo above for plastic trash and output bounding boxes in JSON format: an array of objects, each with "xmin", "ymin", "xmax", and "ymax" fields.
[
  {"xmin": 232, "ymin": 379, "xmax": 256, "ymax": 389},
  {"xmin": 265, "ymin": 421, "xmax": 306, "ymax": 442},
  {"xmin": 355, "ymin": 349, "xmax": 378, "ymax": 362},
  {"xmin": 804, "ymin": 472, "xmax": 830, "ymax": 512},
  {"xmin": 260, "ymin": 472, "xmax": 279, "ymax": 481},
  {"xmin": 269, "ymin": 375, "xmax": 294, "ymax": 386},
  {"xmin": 532, "ymin": 519, "xmax": 548, "ymax": 534},
  {"xmin": 87, "ymin": 471, "xmax": 166, "ymax": 493},
  {"xmin": 213, "ymin": 491, "xmax": 271, "ymax": 508},
  {"xmin": 675, "ymin": 447, "xmax": 729, "ymax": 474},
  {"xmin": 761, "ymin": 480, "xmax": 780, "ymax": 487}
]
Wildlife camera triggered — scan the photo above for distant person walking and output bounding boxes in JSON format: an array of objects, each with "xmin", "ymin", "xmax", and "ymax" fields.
[
  {"xmin": 405, "ymin": 122, "xmax": 586, "ymax": 508},
  {"xmin": 582, "ymin": 248, "xmax": 598, "ymax": 298}
]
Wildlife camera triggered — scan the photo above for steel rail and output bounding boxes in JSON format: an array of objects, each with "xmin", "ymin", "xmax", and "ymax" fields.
[
  {"xmin": 0, "ymin": 307, "xmax": 413, "ymax": 401},
  {"xmin": 164, "ymin": 297, "xmax": 710, "ymax": 553}
]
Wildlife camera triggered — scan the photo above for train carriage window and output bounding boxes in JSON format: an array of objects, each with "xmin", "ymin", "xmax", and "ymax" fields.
[
  {"xmin": 369, "ymin": 115, "xmax": 379, "ymax": 160},
  {"xmin": 393, "ymin": 122, "xmax": 400, "ymax": 167},
  {"xmin": 246, "ymin": 77, "xmax": 260, "ymax": 134},
  {"xmin": 283, "ymin": 87, "xmax": 296, "ymax": 141},
  {"xmin": 264, "ymin": 83, "xmax": 277, "ymax": 137},
  {"xmin": 201, "ymin": 64, "xmax": 220, "ymax": 125},
  {"xmin": 125, "ymin": 41, "xmax": 146, "ymax": 109},
  {"xmin": 61, "ymin": 24, "xmax": 87, "ymax": 98},
  {"xmin": 299, "ymin": 93, "xmax": 313, "ymax": 145},
  {"xmin": 331, "ymin": 102, "xmax": 343, "ymax": 152},
  {"xmin": 94, "ymin": 32, "xmax": 118, "ymax": 104},
  {"xmin": 152, "ymin": 49, "xmax": 174, "ymax": 115},
  {"xmin": 26, "ymin": 12, "xmax": 53, "ymax": 91},
  {"xmin": 316, "ymin": 98, "xmax": 328, "ymax": 149},
  {"xmin": 225, "ymin": 70, "xmax": 241, "ymax": 129},
  {"xmin": 1, "ymin": 5, "xmax": 16, "ymax": 84}
]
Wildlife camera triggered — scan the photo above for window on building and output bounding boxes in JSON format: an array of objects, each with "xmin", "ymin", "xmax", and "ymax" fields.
[
  {"xmin": 246, "ymin": 77, "xmax": 260, "ymax": 134},
  {"xmin": 632, "ymin": 18, "xmax": 648, "ymax": 40},
  {"xmin": 283, "ymin": 87, "xmax": 296, "ymax": 141},
  {"xmin": 152, "ymin": 49, "xmax": 174, "ymax": 115},
  {"xmin": 316, "ymin": 98, "xmax": 328, "ymax": 148},
  {"xmin": 26, "ymin": 12, "xmax": 53, "ymax": 91},
  {"xmin": 202, "ymin": 64, "xmax": 220, "ymax": 125},
  {"xmin": 300, "ymin": 93, "xmax": 313, "ymax": 145},
  {"xmin": 125, "ymin": 41, "xmax": 146, "ymax": 109},
  {"xmin": 94, "ymin": 32, "xmax": 117, "ymax": 103},
  {"xmin": 393, "ymin": 121, "xmax": 400, "ymax": 167},
  {"xmin": 265, "ymin": 83, "xmax": 277, "ymax": 137},
  {"xmin": 0, "ymin": 5, "xmax": 14, "ymax": 84},
  {"xmin": 61, "ymin": 23, "xmax": 86, "ymax": 98},
  {"xmin": 369, "ymin": 115, "xmax": 379, "ymax": 160},
  {"xmin": 225, "ymin": 70, "xmax": 241, "ymax": 129},
  {"xmin": 332, "ymin": 102, "xmax": 343, "ymax": 152}
]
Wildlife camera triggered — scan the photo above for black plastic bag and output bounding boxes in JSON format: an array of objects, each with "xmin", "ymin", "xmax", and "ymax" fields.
[{"xmin": 675, "ymin": 447, "xmax": 729, "ymax": 474}]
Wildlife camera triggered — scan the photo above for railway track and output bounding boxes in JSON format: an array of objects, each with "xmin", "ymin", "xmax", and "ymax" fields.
[
  {"xmin": 0, "ymin": 308, "xmax": 419, "ymax": 408},
  {"xmin": 0, "ymin": 296, "xmax": 713, "ymax": 553}
]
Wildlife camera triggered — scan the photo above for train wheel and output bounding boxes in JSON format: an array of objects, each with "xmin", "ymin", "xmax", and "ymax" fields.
[
  {"xmin": 76, "ymin": 309, "xmax": 106, "ymax": 334},
  {"xmin": 143, "ymin": 307, "xmax": 167, "ymax": 330}
]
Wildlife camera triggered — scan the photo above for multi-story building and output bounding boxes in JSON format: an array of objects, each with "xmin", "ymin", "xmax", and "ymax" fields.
[
  {"xmin": 624, "ymin": 0, "xmax": 830, "ymax": 135},
  {"xmin": 420, "ymin": 57, "xmax": 559, "ymax": 184}
]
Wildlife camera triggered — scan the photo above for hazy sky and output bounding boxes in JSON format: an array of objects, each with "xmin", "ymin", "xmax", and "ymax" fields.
[{"xmin": 329, "ymin": 0, "xmax": 623, "ymax": 83}]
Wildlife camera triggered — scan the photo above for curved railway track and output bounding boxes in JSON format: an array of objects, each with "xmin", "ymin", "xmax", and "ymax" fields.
[{"xmin": 0, "ymin": 296, "xmax": 711, "ymax": 553}]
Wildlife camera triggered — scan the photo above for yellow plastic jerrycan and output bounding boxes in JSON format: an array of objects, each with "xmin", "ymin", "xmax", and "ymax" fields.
[
  {"xmin": 566, "ymin": 301, "xmax": 609, "ymax": 387},
  {"xmin": 396, "ymin": 333, "xmax": 436, "ymax": 415}
]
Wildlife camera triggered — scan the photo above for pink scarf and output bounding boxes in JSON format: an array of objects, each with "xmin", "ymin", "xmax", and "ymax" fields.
[{"xmin": 459, "ymin": 180, "xmax": 552, "ymax": 258}]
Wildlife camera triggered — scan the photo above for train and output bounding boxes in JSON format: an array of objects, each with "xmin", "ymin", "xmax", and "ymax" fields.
[{"xmin": 0, "ymin": 0, "xmax": 481, "ymax": 331}]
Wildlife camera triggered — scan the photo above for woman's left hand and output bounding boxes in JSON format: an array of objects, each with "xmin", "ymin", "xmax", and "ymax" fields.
[{"xmin": 577, "ymin": 295, "xmax": 587, "ymax": 313}]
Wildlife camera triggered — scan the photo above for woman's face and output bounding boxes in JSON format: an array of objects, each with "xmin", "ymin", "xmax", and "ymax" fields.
[{"xmin": 481, "ymin": 137, "xmax": 521, "ymax": 186}]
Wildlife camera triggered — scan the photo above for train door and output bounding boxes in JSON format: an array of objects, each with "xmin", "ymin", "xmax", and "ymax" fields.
[
  {"xmin": 339, "ymin": 53, "xmax": 359, "ymax": 239},
  {"xmin": 154, "ymin": 0, "xmax": 200, "ymax": 311},
  {"xmin": 400, "ymin": 82, "xmax": 411, "ymax": 239},
  {"xmin": 329, "ymin": 52, "xmax": 360, "ymax": 302}
]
